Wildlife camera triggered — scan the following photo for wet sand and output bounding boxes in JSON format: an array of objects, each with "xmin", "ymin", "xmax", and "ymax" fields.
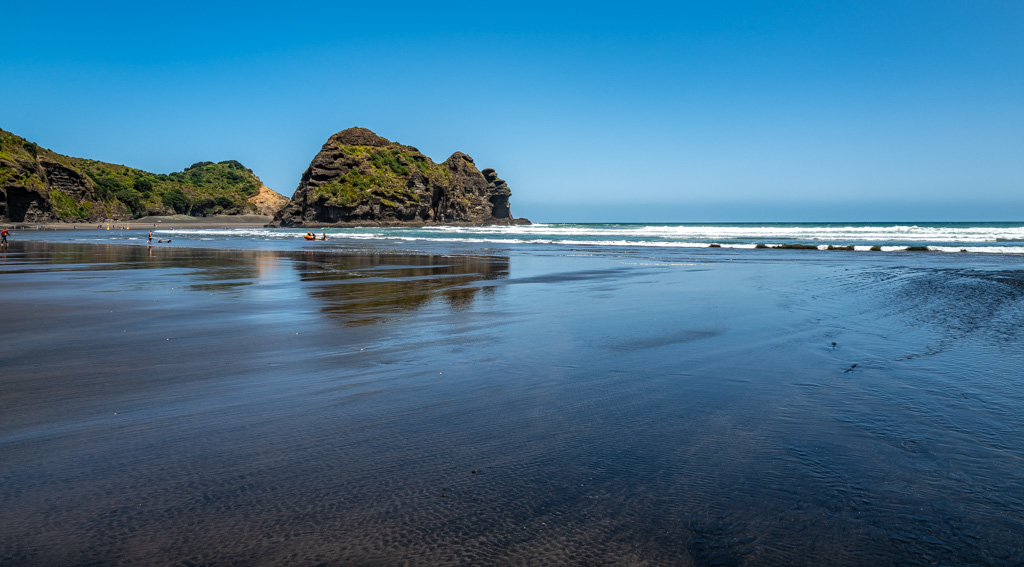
[{"xmin": 2, "ymin": 241, "xmax": 1023, "ymax": 565}]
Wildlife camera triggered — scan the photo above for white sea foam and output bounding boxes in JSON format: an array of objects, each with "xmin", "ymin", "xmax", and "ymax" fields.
[
  {"xmin": 159, "ymin": 228, "xmax": 287, "ymax": 238},
  {"xmin": 148, "ymin": 223, "xmax": 1024, "ymax": 254},
  {"xmin": 399, "ymin": 223, "xmax": 1024, "ymax": 243}
]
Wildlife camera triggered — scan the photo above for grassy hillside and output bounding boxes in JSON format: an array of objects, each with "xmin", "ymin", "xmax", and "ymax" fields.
[
  {"xmin": 1, "ymin": 128, "xmax": 279, "ymax": 221},
  {"xmin": 67, "ymin": 157, "xmax": 262, "ymax": 217}
]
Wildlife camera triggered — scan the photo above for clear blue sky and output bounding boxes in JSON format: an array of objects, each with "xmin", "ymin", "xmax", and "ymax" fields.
[{"xmin": 2, "ymin": 1, "xmax": 1022, "ymax": 222}]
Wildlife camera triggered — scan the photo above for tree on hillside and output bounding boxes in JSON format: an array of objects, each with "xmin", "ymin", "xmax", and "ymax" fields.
[{"xmin": 162, "ymin": 188, "xmax": 190, "ymax": 214}]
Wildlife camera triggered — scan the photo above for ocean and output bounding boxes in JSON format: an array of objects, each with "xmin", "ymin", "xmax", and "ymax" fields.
[
  {"xmin": 14, "ymin": 221, "xmax": 1024, "ymax": 254},
  {"xmin": 2, "ymin": 223, "xmax": 1023, "ymax": 565}
]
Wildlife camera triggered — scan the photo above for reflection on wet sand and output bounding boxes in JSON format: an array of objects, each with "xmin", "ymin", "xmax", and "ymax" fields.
[
  {"xmin": 294, "ymin": 251, "xmax": 509, "ymax": 326},
  {"xmin": 1, "ymin": 241, "xmax": 272, "ymax": 274},
  {"xmin": 1, "ymin": 242, "xmax": 510, "ymax": 321}
]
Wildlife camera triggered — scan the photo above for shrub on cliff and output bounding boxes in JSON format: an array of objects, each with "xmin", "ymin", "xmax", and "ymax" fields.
[
  {"xmin": 162, "ymin": 188, "xmax": 191, "ymax": 214},
  {"xmin": 370, "ymin": 150, "xmax": 409, "ymax": 176},
  {"xmin": 134, "ymin": 177, "xmax": 153, "ymax": 195},
  {"xmin": 89, "ymin": 174, "xmax": 129, "ymax": 199}
]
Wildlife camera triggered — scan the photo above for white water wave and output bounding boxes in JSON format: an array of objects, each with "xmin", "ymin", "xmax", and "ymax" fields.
[
  {"xmin": 336, "ymin": 223, "xmax": 1024, "ymax": 243},
  {"xmin": 151, "ymin": 224, "xmax": 1024, "ymax": 253}
]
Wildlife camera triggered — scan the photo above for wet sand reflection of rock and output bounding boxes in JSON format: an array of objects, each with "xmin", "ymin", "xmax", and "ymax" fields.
[{"xmin": 295, "ymin": 251, "xmax": 509, "ymax": 326}]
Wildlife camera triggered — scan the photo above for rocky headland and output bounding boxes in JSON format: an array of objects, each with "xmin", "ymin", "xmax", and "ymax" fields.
[
  {"xmin": 0, "ymin": 128, "xmax": 288, "ymax": 224},
  {"xmin": 271, "ymin": 127, "xmax": 529, "ymax": 227}
]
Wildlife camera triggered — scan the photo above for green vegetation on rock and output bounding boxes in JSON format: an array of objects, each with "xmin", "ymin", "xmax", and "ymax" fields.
[
  {"xmin": 161, "ymin": 188, "xmax": 191, "ymax": 214},
  {"xmin": 313, "ymin": 168, "xmax": 419, "ymax": 209},
  {"xmin": 1, "ymin": 128, "xmax": 279, "ymax": 222},
  {"xmin": 370, "ymin": 149, "xmax": 410, "ymax": 176},
  {"xmin": 50, "ymin": 190, "xmax": 91, "ymax": 219},
  {"xmin": 273, "ymin": 127, "xmax": 524, "ymax": 227},
  {"xmin": 308, "ymin": 144, "xmax": 448, "ymax": 211},
  {"xmin": 72, "ymin": 158, "xmax": 262, "ymax": 218}
]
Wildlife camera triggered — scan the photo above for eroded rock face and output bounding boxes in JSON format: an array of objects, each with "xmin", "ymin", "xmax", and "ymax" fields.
[
  {"xmin": 0, "ymin": 156, "xmax": 123, "ymax": 223},
  {"xmin": 481, "ymin": 168, "xmax": 511, "ymax": 220},
  {"xmin": 248, "ymin": 184, "xmax": 290, "ymax": 216},
  {"xmin": 271, "ymin": 127, "xmax": 528, "ymax": 227},
  {"xmin": 41, "ymin": 160, "xmax": 92, "ymax": 199},
  {"xmin": 330, "ymin": 127, "xmax": 391, "ymax": 147},
  {"xmin": 1, "ymin": 157, "xmax": 56, "ymax": 223},
  {"xmin": 2, "ymin": 186, "xmax": 50, "ymax": 223}
]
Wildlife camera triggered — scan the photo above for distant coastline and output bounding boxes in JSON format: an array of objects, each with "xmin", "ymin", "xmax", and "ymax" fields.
[{"xmin": 2, "ymin": 126, "xmax": 527, "ymax": 227}]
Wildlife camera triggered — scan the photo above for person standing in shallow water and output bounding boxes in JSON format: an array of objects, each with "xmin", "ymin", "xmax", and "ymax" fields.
[
  {"xmin": 1, "ymin": 228, "xmax": 8, "ymax": 245},
  {"xmin": 147, "ymin": 230, "xmax": 153, "ymax": 245}
]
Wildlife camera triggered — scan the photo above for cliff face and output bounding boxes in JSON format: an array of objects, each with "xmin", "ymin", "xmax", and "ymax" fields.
[
  {"xmin": 271, "ymin": 127, "xmax": 528, "ymax": 227},
  {"xmin": 0, "ymin": 134, "xmax": 124, "ymax": 222},
  {"xmin": 248, "ymin": 184, "xmax": 290, "ymax": 216},
  {"xmin": 0, "ymin": 128, "xmax": 287, "ymax": 223}
]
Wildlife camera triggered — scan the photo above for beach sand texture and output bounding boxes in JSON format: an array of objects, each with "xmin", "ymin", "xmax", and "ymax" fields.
[{"xmin": 2, "ymin": 241, "xmax": 1023, "ymax": 565}]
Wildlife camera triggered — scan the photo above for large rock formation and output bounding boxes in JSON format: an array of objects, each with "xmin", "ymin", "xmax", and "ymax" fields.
[
  {"xmin": 0, "ymin": 128, "xmax": 287, "ymax": 223},
  {"xmin": 271, "ymin": 127, "xmax": 528, "ymax": 227}
]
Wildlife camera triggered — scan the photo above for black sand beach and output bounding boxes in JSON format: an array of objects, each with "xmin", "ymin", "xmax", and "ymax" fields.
[{"xmin": 2, "ymin": 241, "xmax": 1023, "ymax": 565}]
